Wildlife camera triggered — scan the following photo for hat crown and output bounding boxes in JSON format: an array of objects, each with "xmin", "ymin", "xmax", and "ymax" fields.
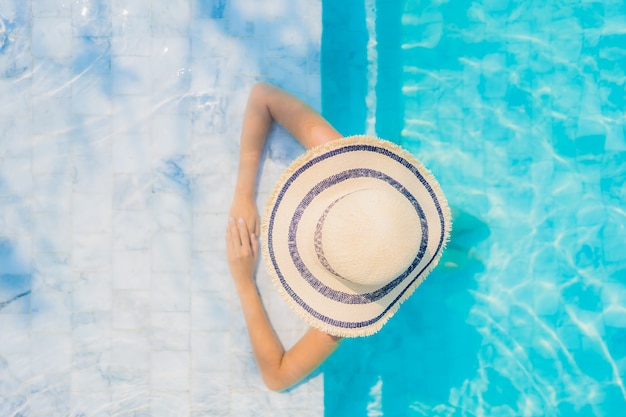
[{"xmin": 316, "ymin": 188, "xmax": 421, "ymax": 287}]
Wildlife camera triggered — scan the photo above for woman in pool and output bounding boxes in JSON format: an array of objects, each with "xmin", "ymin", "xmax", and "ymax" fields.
[{"xmin": 226, "ymin": 83, "xmax": 450, "ymax": 391}]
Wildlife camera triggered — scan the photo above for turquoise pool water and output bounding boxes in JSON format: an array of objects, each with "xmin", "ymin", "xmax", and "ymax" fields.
[{"xmin": 322, "ymin": 0, "xmax": 626, "ymax": 416}]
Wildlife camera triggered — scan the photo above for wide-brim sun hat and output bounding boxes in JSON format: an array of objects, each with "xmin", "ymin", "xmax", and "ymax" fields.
[{"xmin": 261, "ymin": 135, "xmax": 451, "ymax": 338}]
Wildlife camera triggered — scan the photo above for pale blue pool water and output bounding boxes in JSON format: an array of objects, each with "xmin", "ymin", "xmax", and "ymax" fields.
[{"xmin": 322, "ymin": 0, "xmax": 626, "ymax": 416}]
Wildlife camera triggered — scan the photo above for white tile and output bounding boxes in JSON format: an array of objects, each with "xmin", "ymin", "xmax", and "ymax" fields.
[
  {"xmin": 152, "ymin": 312, "xmax": 190, "ymax": 350},
  {"xmin": 0, "ymin": 79, "xmax": 31, "ymax": 116},
  {"xmin": 72, "ymin": 74, "xmax": 113, "ymax": 115},
  {"xmin": 152, "ymin": 272, "xmax": 191, "ymax": 311},
  {"xmin": 190, "ymin": 57, "xmax": 230, "ymax": 91},
  {"xmin": 151, "ymin": 115, "xmax": 191, "ymax": 158},
  {"xmin": 71, "ymin": 351, "xmax": 111, "ymax": 392},
  {"xmin": 192, "ymin": 212, "xmax": 227, "ymax": 251},
  {"xmin": 73, "ymin": 156, "xmax": 113, "ymax": 193},
  {"xmin": 112, "ymin": 0, "xmax": 151, "ymax": 18},
  {"xmin": 33, "ymin": 96, "xmax": 72, "ymax": 135},
  {"xmin": 190, "ymin": 251, "xmax": 232, "ymax": 293},
  {"xmin": 111, "ymin": 330, "xmax": 151, "ymax": 370},
  {"xmin": 31, "ymin": 332, "xmax": 72, "ymax": 374},
  {"xmin": 112, "ymin": 291, "xmax": 150, "ymax": 330},
  {"xmin": 112, "ymin": 250, "xmax": 151, "ymax": 289},
  {"xmin": 31, "ymin": 291, "xmax": 72, "ymax": 333},
  {"xmin": 112, "ymin": 95, "xmax": 152, "ymax": 133},
  {"xmin": 190, "ymin": 94, "xmax": 228, "ymax": 135},
  {"xmin": 191, "ymin": 292, "xmax": 230, "ymax": 331},
  {"xmin": 113, "ymin": 132, "xmax": 152, "ymax": 174},
  {"xmin": 70, "ymin": 391, "xmax": 113, "ymax": 417},
  {"xmin": 228, "ymin": 11, "xmax": 267, "ymax": 37},
  {"xmin": 32, "ymin": 175, "xmax": 72, "ymax": 213},
  {"xmin": 112, "ymin": 210, "xmax": 153, "ymax": 249},
  {"xmin": 0, "ymin": 36, "xmax": 31, "ymax": 78},
  {"xmin": 32, "ymin": 252, "xmax": 72, "ymax": 292},
  {"xmin": 31, "ymin": 0, "xmax": 72, "ymax": 17},
  {"xmin": 268, "ymin": 293, "xmax": 304, "ymax": 331},
  {"xmin": 228, "ymin": 313, "xmax": 252, "ymax": 353},
  {"xmin": 109, "ymin": 370, "xmax": 150, "ymax": 413},
  {"xmin": 72, "ymin": 233, "xmax": 111, "ymax": 270},
  {"xmin": 152, "ymin": 155, "xmax": 191, "ymax": 194},
  {"xmin": 151, "ymin": 192, "xmax": 191, "ymax": 232},
  {"xmin": 151, "ymin": 36, "xmax": 190, "ymax": 73},
  {"xmin": 151, "ymin": 391, "xmax": 191, "ymax": 417},
  {"xmin": 30, "ymin": 373, "xmax": 71, "ymax": 415},
  {"xmin": 191, "ymin": 371, "xmax": 230, "ymax": 414},
  {"xmin": 112, "ymin": 16, "xmax": 152, "ymax": 55},
  {"xmin": 0, "ymin": 157, "xmax": 31, "ymax": 198},
  {"xmin": 191, "ymin": 140, "xmax": 232, "ymax": 177},
  {"xmin": 32, "ymin": 18, "xmax": 72, "ymax": 57},
  {"xmin": 268, "ymin": 57, "xmax": 307, "ymax": 95},
  {"xmin": 152, "ymin": 232, "xmax": 191, "ymax": 273},
  {"xmin": 0, "ymin": 0, "xmax": 30, "ymax": 33},
  {"xmin": 73, "ymin": 271, "xmax": 112, "ymax": 311},
  {"xmin": 0, "ymin": 196, "xmax": 31, "ymax": 237},
  {"xmin": 231, "ymin": 392, "xmax": 273, "ymax": 417},
  {"xmin": 266, "ymin": 20, "xmax": 307, "ymax": 57},
  {"xmin": 191, "ymin": 171, "xmax": 233, "ymax": 211},
  {"xmin": 112, "ymin": 56, "xmax": 152, "ymax": 95},
  {"xmin": 150, "ymin": 391, "xmax": 190, "ymax": 417},
  {"xmin": 0, "ymin": 353, "xmax": 31, "ymax": 401},
  {"xmin": 0, "ymin": 117, "xmax": 31, "ymax": 158},
  {"xmin": 269, "ymin": 0, "xmax": 306, "ymax": 18},
  {"xmin": 191, "ymin": 0, "xmax": 229, "ymax": 19},
  {"xmin": 151, "ymin": 350, "xmax": 190, "ymax": 391},
  {"xmin": 72, "ymin": 194, "xmax": 112, "ymax": 233},
  {"xmin": 73, "ymin": 36, "xmax": 111, "ymax": 75},
  {"xmin": 191, "ymin": 331, "xmax": 229, "ymax": 372},
  {"xmin": 0, "ymin": 315, "xmax": 30, "ymax": 354},
  {"xmin": 72, "ymin": 115, "xmax": 112, "ymax": 157},
  {"xmin": 152, "ymin": 85, "xmax": 192, "ymax": 115},
  {"xmin": 0, "ymin": 239, "xmax": 31, "ymax": 275},
  {"xmin": 72, "ymin": 0, "xmax": 112, "ymax": 37},
  {"xmin": 114, "ymin": 173, "xmax": 153, "ymax": 211},
  {"xmin": 32, "ymin": 212, "xmax": 72, "ymax": 254},
  {"xmin": 151, "ymin": 0, "xmax": 191, "ymax": 37},
  {"xmin": 72, "ymin": 312, "xmax": 112, "ymax": 353},
  {"xmin": 33, "ymin": 135, "xmax": 72, "ymax": 175},
  {"xmin": 190, "ymin": 19, "xmax": 232, "ymax": 57}
]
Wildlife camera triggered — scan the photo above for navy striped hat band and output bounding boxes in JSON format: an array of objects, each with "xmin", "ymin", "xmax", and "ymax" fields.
[{"xmin": 261, "ymin": 136, "xmax": 451, "ymax": 338}]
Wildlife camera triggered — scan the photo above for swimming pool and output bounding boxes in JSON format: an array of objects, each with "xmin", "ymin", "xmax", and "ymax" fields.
[{"xmin": 322, "ymin": 0, "xmax": 626, "ymax": 416}]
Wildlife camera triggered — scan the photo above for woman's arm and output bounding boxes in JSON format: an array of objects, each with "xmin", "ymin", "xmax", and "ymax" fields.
[
  {"xmin": 226, "ymin": 217, "xmax": 342, "ymax": 391},
  {"xmin": 230, "ymin": 82, "xmax": 342, "ymax": 235}
]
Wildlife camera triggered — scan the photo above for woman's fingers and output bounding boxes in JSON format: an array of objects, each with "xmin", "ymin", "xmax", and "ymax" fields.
[
  {"xmin": 237, "ymin": 218, "xmax": 252, "ymax": 252},
  {"xmin": 226, "ymin": 218, "xmax": 237, "ymax": 253},
  {"xmin": 227, "ymin": 217, "xmax": 256, "ymax": 252},
  {"xmin": 250, "ymin": 232, "xmax": 259, "ymax": 257}
]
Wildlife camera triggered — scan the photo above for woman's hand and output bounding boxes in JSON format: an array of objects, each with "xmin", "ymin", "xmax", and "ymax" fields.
[
  {"xmin": 226, "ymin": 217, "xmax": 259, "ymax": 286},
  {"xmin": 226, "ymin": 216, "xmax": 342, "ymax": 392},
  {"xmin": 229, "ymin": 195, "xmax": 260, "ymax": 236}
]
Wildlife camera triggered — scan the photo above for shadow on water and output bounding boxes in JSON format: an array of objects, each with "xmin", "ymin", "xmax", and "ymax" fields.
[{"xmin": 324, "ymin": 208, "xmax": 489, "ymax": 416}]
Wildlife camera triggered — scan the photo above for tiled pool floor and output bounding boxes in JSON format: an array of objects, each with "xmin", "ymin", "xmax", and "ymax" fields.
[{"xmin": 0, "ymin": 0, "xmax": 323, "ymax": 415}]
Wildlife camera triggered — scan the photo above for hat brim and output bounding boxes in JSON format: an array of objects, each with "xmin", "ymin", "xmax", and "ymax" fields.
[{"xmin": 261, "ymin": 135, "xmax": 451, "ymax": 337}]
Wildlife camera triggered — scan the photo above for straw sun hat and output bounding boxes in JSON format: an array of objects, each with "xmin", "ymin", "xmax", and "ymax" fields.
[{"xmin": 261, "ymin": 135, "xmax": 451, "ymax": 337}]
